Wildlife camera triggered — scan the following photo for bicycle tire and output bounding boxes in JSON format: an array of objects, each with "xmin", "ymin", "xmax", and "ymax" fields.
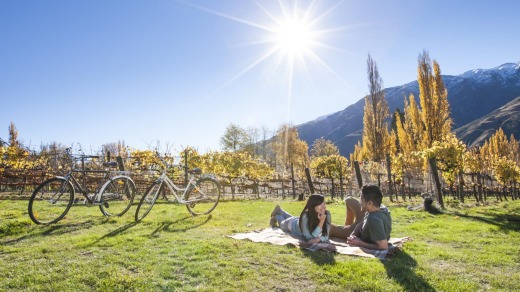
[
  {"xmin": 28, "ymin": 177, "xmax": 74, "ymax": 224},
  {"xmin": 135, "ymin": 181, "xmax": 162, "ymax": 222},
  {"xmin": 186, "ymin": 177, "xmax": 221, "ymax": 216},
  {"xmin": 99, "ymin": 176, "xmax": 136, "ymax": 217}
]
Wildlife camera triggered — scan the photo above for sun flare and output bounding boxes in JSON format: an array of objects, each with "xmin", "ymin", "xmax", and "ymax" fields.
[
  {"xmin": 274, "ymin": 18, "xmax": 315, "ymax": 57},
  {"xmin": 187, "ymin": 0, "xmax": 350, "ymax": 115}
]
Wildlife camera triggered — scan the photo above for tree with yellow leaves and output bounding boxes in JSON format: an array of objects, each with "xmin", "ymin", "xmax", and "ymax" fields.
[
  {"xmin": 417, "ymin": 51, "xmax": 452, "ymax": 148},
  {"xmin": 422, "ymin": 133, "xmax": 467, "ymax": 201},
  {"xmin": 361, "ymin": 54, "xmax": 390, "ymax": 162},
  {"xmin": 480, "ymin": 128, "xmax": 520, "ymax": 200},
  {"xmin": 270, "ymin": 124, "xmax": 309, "ymax": 176},
  {"xmin": 310, "ymin": 154, "xmax": 349, "ymax": 199}
]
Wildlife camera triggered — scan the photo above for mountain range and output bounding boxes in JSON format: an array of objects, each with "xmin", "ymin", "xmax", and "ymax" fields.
[{"xmin": 297, "ymin": 62, "xmax": 520, "ymax": 156}]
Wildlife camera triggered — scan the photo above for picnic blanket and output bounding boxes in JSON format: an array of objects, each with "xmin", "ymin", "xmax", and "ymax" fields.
[{"xmin": 227, "ymin": 227, "xmax": 409, "ymax": 260}]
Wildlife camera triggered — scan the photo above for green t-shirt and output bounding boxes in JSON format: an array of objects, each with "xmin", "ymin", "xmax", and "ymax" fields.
[{"xmin": 360, "ymin": 207, "xmax": 392, "ymax": 243}]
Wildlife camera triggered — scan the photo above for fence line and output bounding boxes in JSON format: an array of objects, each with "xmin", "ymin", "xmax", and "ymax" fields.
[{"xmin": 1, "ymin": 160, "xmax": 517, "ymax": 202}]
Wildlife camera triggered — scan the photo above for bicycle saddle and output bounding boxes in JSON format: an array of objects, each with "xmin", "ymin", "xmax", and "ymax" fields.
[
  {"xmin": 103, "ymin": 161, "xmax": 119, "ymax": 168},
  {"xmin": 188, "ymin": 168, "xmax": 202, "ymax": 175}
]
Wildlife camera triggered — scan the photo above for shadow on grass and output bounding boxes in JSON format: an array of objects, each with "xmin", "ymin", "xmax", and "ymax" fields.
[
  {"xmin": 382, "ymin": 250, "xmax": 435, "ymax": 291},
  {"xmin": 89, "ymin": 222, "xmax": 138, "ymax": 245},
  {"xmin": 446, "ymin": 212, "xmax": 520, "ymax": 232},
  {"xmin": 1, "ymin": 220, "xmax": 96, "ymax": 245},
  {"xmin": 150, "ymin": 215, "xmax": 213, "ymax": 235},
  {"xmin": 301, "ymin": 249, "xmax": 336, "ymax": 265},
  {"xmin": 42, "ymin": 220, "xmax": 97, "ymax": 235}
]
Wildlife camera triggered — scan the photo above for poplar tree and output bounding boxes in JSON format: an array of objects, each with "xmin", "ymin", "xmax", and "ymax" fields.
[
  {"xmin": 8, "ymin": 121, "xmax": 19, "ymax": 148},
  {"xmin": 362, "ymin": 54, "xmax": 390, "ymax": 162},
  {"xmin": 417, "ymin": 51, "xmax": 452, "ymax": 148}
]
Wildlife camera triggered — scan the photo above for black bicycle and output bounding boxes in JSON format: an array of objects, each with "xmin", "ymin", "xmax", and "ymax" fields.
[{"xmin": 28, "ymin": 153, "xmax": 136, "ymax": 224}]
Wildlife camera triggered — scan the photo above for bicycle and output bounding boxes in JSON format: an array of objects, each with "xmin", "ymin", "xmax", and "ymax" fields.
[
  {"xmin": 135, "ymin": 156, "xmax": 221, "ymax": 222},
  {"xmin": 28, "ymin": 153, "xmax": 136, "ymax": 224}
]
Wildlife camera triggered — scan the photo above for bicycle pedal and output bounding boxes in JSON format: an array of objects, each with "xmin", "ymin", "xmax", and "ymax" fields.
[
  {"xmin": 91, "ymin": 201, "xmax": 104, "ymax": 206},
  {"xmin": 75, "ymin": 199, "xmax": 87, "ymax": 205}
]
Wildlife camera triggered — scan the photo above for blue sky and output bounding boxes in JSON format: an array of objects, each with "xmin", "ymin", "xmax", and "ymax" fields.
[{"xmin": 1, "ymin": 0, "xmax": 519, "ymax": 154}]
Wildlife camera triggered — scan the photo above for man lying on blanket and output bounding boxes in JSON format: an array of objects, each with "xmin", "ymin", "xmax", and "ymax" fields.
[{"xmin": 330, "ymin": 185, "xmax": 392, "ymax": 250}]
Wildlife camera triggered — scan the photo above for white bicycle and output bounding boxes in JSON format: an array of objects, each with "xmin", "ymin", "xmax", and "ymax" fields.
[{"xmin": 134, "ymin": 156, "xmax": 221, "ymax": 222}]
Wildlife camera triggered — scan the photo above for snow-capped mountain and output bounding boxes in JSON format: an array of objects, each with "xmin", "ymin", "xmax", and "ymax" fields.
[{"xmin": 297, "ymin": 62, "xmax": 520, "ymax": 156}]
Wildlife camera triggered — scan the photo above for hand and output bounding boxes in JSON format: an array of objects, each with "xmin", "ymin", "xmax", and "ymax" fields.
[
  {"xmin": 308, "ymin": 237, "xmax": 321, "ymax": 244},
  {"xmin": 318, "ymin": 212, "xmax": 327, "ymax": 223},
  {"xmin": 347, "ymin": 235, "xmax": 362, "ymax": 247}
]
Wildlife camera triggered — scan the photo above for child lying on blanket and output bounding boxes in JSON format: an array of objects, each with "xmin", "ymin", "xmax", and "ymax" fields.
[{"xmin": 270, "ymin": 194, "xmax": 331, "ymax": 244}]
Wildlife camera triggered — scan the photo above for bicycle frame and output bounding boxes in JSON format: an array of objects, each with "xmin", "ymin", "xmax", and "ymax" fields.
[
  {"xmin": 135, "ymin": 156, "xmax": 220, "ymax": 221},
  {"xmin": 61, "ymin": 169, "xmax": 131, "ymax": 205},
  {"xmin": 153, "ymin": 171, "xmax": 203, "ymax": 205},
  {"xmin": 29, "ymin": 152, "xmax": 137, "ymax": 224}
]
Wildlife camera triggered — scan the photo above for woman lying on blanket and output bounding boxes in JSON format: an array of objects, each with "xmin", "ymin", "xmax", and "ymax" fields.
[{"xmin": 270, "ymin": 194, "xmax": 331, "ymax": 244}]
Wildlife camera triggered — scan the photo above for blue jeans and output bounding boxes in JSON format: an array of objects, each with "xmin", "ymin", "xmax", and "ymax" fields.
[{"xmin": 274, "ymin": 208, "xmax": 297, "ymax": 233}]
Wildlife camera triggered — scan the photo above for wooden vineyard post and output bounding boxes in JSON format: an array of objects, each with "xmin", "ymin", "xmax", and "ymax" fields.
[{"xmin": 354, "ymin": 161, "xmax": 363, "ymax": 189}]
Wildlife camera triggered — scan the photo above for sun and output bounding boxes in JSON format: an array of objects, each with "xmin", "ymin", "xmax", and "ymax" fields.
[
  {"xmin": 185, "ymin": 0, "xmax": 349, "ymax": 112},
  {"xmin": 274, "ymin": 18, "xmax": 315, "ymax": 57}
]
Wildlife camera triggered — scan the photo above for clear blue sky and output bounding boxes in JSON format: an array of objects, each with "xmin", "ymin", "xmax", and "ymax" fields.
[{"xmin": 1, "ymin": 0, "xmax": 519, "ymax": 154}]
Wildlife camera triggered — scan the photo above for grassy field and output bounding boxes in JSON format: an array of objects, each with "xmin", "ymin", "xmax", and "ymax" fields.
[{"xmin": 1, "ymin": 196, "xmax": 519, "ymax": 291}]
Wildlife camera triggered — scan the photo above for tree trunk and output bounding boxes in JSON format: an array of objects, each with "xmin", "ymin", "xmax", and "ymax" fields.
[
  {"xmin": 393, "ymin": 174, "xmax": 399, "ymax": 202},
  {"xmin": 339, "ymin": 163, "xmax": 344, "ymax": 200},
  {"xmin": 471, "ymin": 174, "xmax": 479, "ymax": 203},
  {"xmin": 477, "ymin": 174, "xmax": 484, "ymax": 202},
  {"xmin": 513, "ymin": 180, "xmax": 518, "ymax": 200},
  {"xmin": 385, "ymin": 154, "xmax": 394, "ymax": 202},
  {"xmin": 330, "ymin": 177, "xmax": 335, "ymax": 200},
  {"xmin": 407, "ymin": 175, "xmax": 412, "ymax": 200},
  {"xmin": 290, "ymin": 162, "xmax": 296, "ymax": 200},
  {"xmin": 458, "ymin": 171, "xmax": 465, "ymax": 203},
  {"xmin": 429, "ymin": 157, "xmax": 445, "ymax": 209},
  {"xmin": 229, "ymin": 178, "xmax": 235, "ymax": 200}
]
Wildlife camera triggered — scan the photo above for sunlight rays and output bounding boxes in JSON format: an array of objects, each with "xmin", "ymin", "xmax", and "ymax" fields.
[{"xmin": 186, "ymin": 0, "xmax": 352, "ymax": 119}]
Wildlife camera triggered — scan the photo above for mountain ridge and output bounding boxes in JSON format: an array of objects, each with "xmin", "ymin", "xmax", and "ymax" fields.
[{"xmin": 297, "ymin": 61, "xmax": 520, "ymax": 156}]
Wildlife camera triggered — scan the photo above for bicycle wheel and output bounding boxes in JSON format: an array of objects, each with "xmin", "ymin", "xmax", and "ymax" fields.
[
  {"xmin": 135, "ymin": 181, "xmax": 162, "ymax": 222},
  {"xmin": 28, "ymin": 177, "xmax": 74, "ymax": 224},
  {"xmin": 99, "ymin": 176, "xmax": 136, "ymax": 217},
  {"xmin": 186, "ymin": 178, "xmax": 221, "ymax": 216}
]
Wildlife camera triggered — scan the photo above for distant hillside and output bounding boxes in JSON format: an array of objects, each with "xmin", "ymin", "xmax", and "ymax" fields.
[
  {"xmin": 297, "ymin": 62, "xmax": 520, "ymax": 155},
  {"xmin": 455, "ymin": 96, "xmax": 520, "ymax": 148}
]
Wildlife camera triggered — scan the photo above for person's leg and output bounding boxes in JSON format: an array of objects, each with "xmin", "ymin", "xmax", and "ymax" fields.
[
  {"xmin": 275, "ymin": 211, "xmax": 292, "ymax": 225},
  {"xmin": 351, "ymin": 220, "xmax": 363, "ymax": 237},
  {"xmin": 329, "ymin": 223, "xmax": 355, "ymax": 239},
  {"xmin": 279, "ymin": 217, "xmax": 295, "ymax": 233},
  {"xmin": 271, "ymin": 205, "xmax": 293, "ymax": 226},
  {"xmin": 345, "ymin": 196, "xmax": 364, "ymax": 225},
  {"xmin": 330, "ymin": 197, "xmax": 365, "ymax": 239},
  {"xmin": 277, "ymin": 208, "xmax": 293, "ymax": 220}
]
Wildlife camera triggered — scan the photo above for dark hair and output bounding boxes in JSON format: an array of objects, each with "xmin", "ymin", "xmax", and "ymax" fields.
[
  {"xmin": 299, "ymin": 194, "xmax": 328, "ymax": 236},
  {"xmin": 361, "ymin": 185, "xmax": 383, "ymax": 207}
]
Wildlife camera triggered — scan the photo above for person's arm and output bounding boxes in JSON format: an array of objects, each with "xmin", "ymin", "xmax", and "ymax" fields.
[
  {"xmin": 301, "ymin": 213, "xmax": 326, "ymax": 242},
  {"xmin": 347, "ymin": 215, "xmax": 389, "ymax": 250},
  {"xmin": 319, "ymin": 210, "xmax": 332, "ymax": 242},
  {"xmin": 347, "ymin": 235, "xmax": 388, "ymax": 250}
]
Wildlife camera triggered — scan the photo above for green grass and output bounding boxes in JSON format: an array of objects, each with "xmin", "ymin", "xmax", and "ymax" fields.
[{"xmin": 1, "ymin": 197, "xmax": 519, "ymax": 291}]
